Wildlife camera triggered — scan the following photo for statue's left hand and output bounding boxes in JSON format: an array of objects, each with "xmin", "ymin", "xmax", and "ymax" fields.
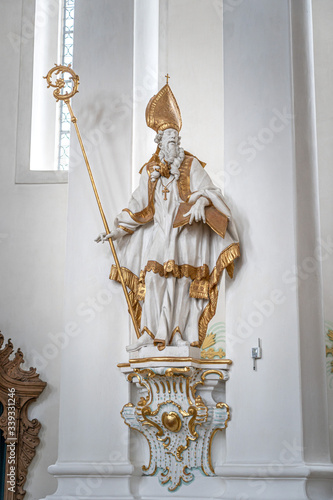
[{"xmin": 184, "ymin": 196, "xmax": 210, "ymax": 224}]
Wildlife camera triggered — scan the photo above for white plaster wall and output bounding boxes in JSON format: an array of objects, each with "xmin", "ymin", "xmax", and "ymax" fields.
[
  {"xmin": 223, "ymin": 0, "xmax": 304, "ymax": 465},
  {"xmin": 55, "ymin": 0, "xmax": 135, "ymax": 466},
  {"xmin": 0, "ymin": 1, "xmax": 68, "ymax": 499},
  {"xmin": 161, "ymin": 0, "xmax": 224, "ymax": 187},
  {"xmin": 221, "ymin": 1, "xmax": 332, "ymax": 495},
  {"xmin": 131, "ymin": 0, "xmax": 159, "ymax": 190},
  {"xmin": 312, "ymin": 0, "xmax": 333, "ymax": 458}
]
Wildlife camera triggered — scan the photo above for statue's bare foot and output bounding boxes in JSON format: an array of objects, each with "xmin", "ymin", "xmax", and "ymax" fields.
[
  {"xmin": 126, "ymin": 332, "xmax": 153, "ymax": 352},
  {"xmin": 171, "ymin": 331, "xmax": 190, "ymax": 347}
]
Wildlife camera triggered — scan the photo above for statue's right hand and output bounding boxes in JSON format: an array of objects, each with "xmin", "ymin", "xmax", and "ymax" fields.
[
  {"xmin": 94, "ymin": 228, "xmax": 125, "ymax": 244},
  {"xmin": 94, "ymin": 232, "xmax": 112, "ymax": 244}
]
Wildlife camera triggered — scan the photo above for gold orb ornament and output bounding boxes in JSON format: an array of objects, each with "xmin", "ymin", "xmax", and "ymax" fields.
[{"xmin": 162, "ymin": 411, "xmax": 182, "ymax": 433}]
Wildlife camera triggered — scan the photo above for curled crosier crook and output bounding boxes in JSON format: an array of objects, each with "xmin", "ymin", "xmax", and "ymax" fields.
[{"xmin": 44, "ymin": 64, "xmax": 79, "ymax": 102}]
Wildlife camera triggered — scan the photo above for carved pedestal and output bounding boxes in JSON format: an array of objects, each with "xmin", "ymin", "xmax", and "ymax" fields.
[{"xmin": 119, "ymin": 358, "xmax": 231, "ymax": 492}]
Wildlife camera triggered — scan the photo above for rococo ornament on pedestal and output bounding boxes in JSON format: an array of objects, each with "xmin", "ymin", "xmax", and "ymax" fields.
[
  {"xmin": 45, "ymin": 66, "xmax": 241, "ymax": 492},
  {"xmin": 121, "ymin": 364, "xmax": 230, "ymax": 491}
]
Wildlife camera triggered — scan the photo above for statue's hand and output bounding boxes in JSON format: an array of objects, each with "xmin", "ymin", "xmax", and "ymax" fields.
[
  {"xmin": 184, "ymin": 196, "xmax": 210, "ymax": 224},
  {"xmin": 150, "ymin": 168, "xmax": 161, "ymax": 181},
  {"xmin": 94, "ymin": 228, "xmax": 126, "ymax": 244}
]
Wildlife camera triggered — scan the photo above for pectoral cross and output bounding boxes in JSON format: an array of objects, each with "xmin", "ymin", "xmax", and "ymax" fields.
[
  {"xmin": 160, "ymin": 176, "xmax": 174, "ymax": 200},
  {"xmin": 162, "ymin": 185, "xmax": 170, "ymax": 200}
]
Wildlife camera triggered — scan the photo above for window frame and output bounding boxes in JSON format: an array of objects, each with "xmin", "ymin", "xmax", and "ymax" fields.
[{"xmin": 15, "ymin": 0, "xmax": 68, "ymax": 184}]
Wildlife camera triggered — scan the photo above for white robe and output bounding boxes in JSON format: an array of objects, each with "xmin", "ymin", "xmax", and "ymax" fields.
[{"xmin": 110, "ymin": 155, "xmax": 240, "ymax": 347}]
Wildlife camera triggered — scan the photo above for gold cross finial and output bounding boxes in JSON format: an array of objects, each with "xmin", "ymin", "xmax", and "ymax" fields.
[{"xmin": 165, "ymin": 73, "xmax": 170, "ymax": 85}]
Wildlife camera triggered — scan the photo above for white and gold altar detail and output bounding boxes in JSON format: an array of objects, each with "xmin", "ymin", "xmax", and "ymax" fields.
[{"xmin": 119, "ymin": 358, "xmax": 231, "ymax": 491}]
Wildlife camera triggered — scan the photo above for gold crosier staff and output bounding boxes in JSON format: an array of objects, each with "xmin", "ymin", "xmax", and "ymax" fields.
[{"xmin": 44, "ymin": 64, "xmax": 141, "ymax": 339}]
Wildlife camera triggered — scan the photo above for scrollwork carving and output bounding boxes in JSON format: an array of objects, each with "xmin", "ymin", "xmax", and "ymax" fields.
[
  {"xmin": 121, "ymin": 366, "xmax": 230, "ymax": 491},
  {"xmin": 0, "ymin": 333, "xmax": 46, "ymax": 499}
]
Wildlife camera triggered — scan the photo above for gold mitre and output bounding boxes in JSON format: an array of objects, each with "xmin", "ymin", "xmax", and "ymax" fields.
[{"xmin": 146, "ymin": 83, "xmax": 182, "ymax": 132}]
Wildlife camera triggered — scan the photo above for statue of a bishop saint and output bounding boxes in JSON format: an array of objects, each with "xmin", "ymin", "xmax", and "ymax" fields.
[{"xmin": 96, "ymin": 82, "xmax": 240, "ymax": 352}]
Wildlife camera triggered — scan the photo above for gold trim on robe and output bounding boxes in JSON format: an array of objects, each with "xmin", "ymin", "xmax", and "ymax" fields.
[
  {"xmin": 123, "ymin": 163, "xmax": 158, "ymax": 224},
  {"xmin": 144, "ymin": 260, "xmax": 210, "ymax": 281},
  {"xmin": 198, "ymin": 243, "xmax": 240, "ymax": 345},
  {"xmin": 118, "ymin": 225, "xmax": 134, "ymax": 234},
  {"xmin": 123, "ymin": 153, "xmax": 197, "ymax": 224},
  {"xmin": 109, "ymin": 243, "xmax": 240, "ymax": 346}
]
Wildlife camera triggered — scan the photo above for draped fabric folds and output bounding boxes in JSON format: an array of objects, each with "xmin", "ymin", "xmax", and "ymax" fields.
[{"xmin": 110, "ymin": 154, "xmax": 240, "ymax": 347}]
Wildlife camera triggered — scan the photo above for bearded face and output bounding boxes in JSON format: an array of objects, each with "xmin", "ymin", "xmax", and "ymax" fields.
[
  {"xmin": 160, "ymin": 128, "xmax": 180, "ymax": 163},
  {"xmin": 152, "ymin": 128, "xmax": 184, "ymax": 181}
]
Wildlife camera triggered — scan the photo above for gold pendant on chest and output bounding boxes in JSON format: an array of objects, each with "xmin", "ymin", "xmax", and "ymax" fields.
[{"xmin": 160, "ymin": 177, "xmax": 175, "ymax": 200}]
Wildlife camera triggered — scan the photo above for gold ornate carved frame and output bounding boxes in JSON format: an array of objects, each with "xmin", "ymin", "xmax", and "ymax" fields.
[{"xmin": 0, "ymin": 333, "xmax": 46, "ymax": 500}]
